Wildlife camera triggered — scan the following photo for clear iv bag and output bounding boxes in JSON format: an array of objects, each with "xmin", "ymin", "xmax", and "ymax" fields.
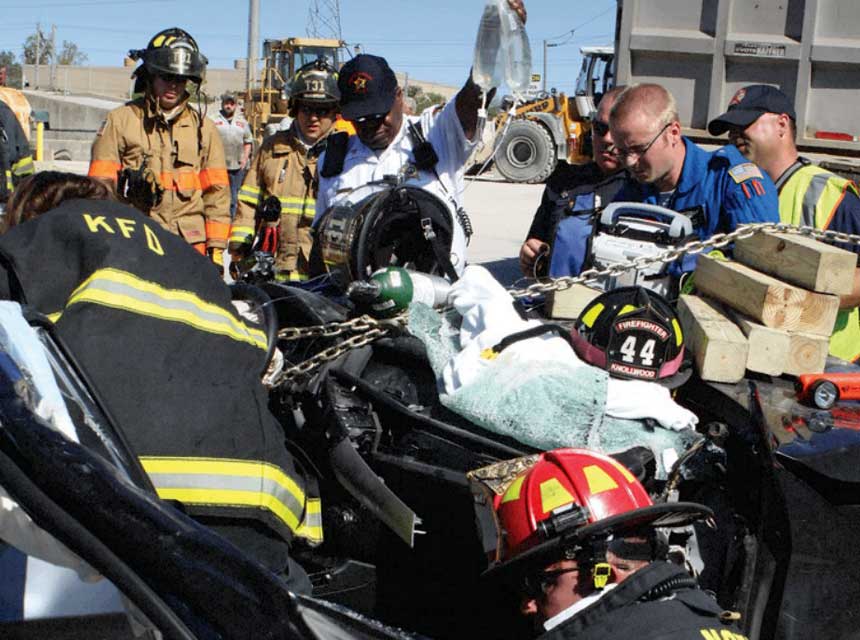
[{"xmin": 471, "ymin": 0, "xmax": 503, "ymax": 91}]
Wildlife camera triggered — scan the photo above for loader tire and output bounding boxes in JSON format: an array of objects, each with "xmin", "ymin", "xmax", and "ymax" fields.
[{"xmin": 494, "ymin": 119, "xmax": 557, "ymax": 184}]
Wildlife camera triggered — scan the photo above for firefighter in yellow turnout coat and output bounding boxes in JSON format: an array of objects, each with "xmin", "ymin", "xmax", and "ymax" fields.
[
  {"xmin": 89, "ymin": 28, "xmax": 231, "ymax": 264},
  {"xmin": 229, "ymin": 60, "xmax": 340, "ymax": 280}
]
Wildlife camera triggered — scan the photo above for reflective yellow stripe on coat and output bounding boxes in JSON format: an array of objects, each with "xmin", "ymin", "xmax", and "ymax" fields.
[
  {"xmin": 779, "ymin": 164, "xmax": 860, "ymax": 362},
  {"xmin": 139, "ymin": 457, "xmax": 323, "ymax": 543},
  {"xmin": 64, "ymin": 268, "xmax": 267, "ymax": 351}
]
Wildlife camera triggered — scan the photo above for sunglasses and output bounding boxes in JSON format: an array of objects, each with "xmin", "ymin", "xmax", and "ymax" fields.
[
  {"xmin": 298, "ymin": 104, "xmax": 336, "ymax": 117},
  {"xmin": 591, "ymin": 119, "xmax": 610, "ymax": 137},
  {"xmin": 157, "ymin": 73, "xmax": 189, "ymax": 84}
]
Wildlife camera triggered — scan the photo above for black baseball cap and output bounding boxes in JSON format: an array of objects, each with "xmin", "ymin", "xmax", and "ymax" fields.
[
  {"xmin": 338, "ymin": 54, "xmax": 398, "ymax": 121},
  {"xmin": 708, "ymin": 84, "xmax": 796, "ymax": 136}
]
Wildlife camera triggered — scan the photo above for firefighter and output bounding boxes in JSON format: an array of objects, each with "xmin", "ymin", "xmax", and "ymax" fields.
[
  {"xmin": 484, "ymin": 448, "xmax": 743, "ymax": 639},
  {"xmin": 0, "ymin": 99, "xmax": 34, "ymax": 208},
  {"xmin": 228, "ymin": 59, "xmax": 340, "ymax": 281},
  {"xmin": 88, "ymin": 27, "xmax": 231, "ymax": 266},
  {"xmin": 0, "ymin": 172, "xmax": 317, "ymax": 593},
  {"xmin": 708, "ymin": 85, "xmax": 860, "ymax": 363}
]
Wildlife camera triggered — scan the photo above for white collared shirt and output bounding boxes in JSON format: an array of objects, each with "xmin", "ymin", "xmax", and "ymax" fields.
[
  {"xmin": 315, "ymin": 96, "xmax": 476, "ymax": 275},
  {"xmin": 543, "ymin": 583, "xmax": 617, "ymax": 631}
]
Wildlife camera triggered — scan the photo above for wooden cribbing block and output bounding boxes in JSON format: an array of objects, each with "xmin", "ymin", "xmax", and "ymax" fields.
[
  {"xmin": 784, "ymin": 332, "xmax": 829, "ymax": 376},
  {"xmin": 734, "ymin": 231, "xmax": 855, "ymax": 296},
  {"xmin": 732, "ymin": 313, "xmax": 789, "ymax": 376},
  {"xmin": 677, "ymin": 295, "xmax": 748, "ymax": 383},
  {"xmin": 694, "ymin": 256, "xmax": 839, "ymax": 336},
  {"xmin": 548, "ymin": 284, "xmax": 603, "ymax": 320}
]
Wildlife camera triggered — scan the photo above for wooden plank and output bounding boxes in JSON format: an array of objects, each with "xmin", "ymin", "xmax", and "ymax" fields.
[
  {"xmin": 731, "ymin": 313, "xmax": 790, "ymax": 376},
  {"xmin": 677, "ymin": 295, "xmax": 748, "ymax": 383},
  {"xmin": 734, "ymin": 231, "xmax": 855, "ymax": 296},
  {"xmin": 547, "ymin": 284, "xmax": 603, "ymax": 320},
  {"xmin": 694, "ymin": 256, "xmax": 839, "ymax": 336},
  {"xmin": 784, "ymin": 332, "xmax": 829, "ymax": 376}
]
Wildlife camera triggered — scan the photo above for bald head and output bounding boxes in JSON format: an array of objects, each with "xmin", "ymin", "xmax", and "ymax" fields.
[
  {"xmin": 608, "ymin": 83, "xmax": 685, "ymax": 191},
  {"xmin": 610, "ymin": 84, "xmax": 678, "ymax": 128}
]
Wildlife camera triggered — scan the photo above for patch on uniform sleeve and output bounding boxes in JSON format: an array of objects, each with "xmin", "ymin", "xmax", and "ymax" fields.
[
  {"xmin": 96, "ymin": 120, "xmax": 107, "ymax": 136},
  {"xmin": 728, "ymin": 162, "xmax": 764, "ymax": 183}
]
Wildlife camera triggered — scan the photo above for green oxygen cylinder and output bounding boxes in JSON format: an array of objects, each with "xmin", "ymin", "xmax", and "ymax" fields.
[{"xmin": 346, "ymin": 267, "xmax": 452, "ymax": 317}]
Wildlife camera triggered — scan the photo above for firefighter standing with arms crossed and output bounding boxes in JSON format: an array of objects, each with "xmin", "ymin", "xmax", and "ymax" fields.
[
  {"xmin": 228, "ymin": 60, "xmax": 340, "ymax": 282},
  {"xmin": 88, "ymin": 28, "xmax": 231, "ymax": 267}
]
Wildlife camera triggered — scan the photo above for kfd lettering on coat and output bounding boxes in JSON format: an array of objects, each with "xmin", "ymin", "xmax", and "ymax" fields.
[{"xmin": 82, "ymin": 214, "xmax": 164, "ymax": 256}]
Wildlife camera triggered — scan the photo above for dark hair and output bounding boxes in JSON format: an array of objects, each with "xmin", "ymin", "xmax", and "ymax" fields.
[{"xmin": 3, "ymin": 171, "xmax": 116, "ymax": 233}]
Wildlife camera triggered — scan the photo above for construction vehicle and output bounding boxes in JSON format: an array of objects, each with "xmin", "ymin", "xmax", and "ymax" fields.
[
  {"xmin": 243, "ymin": 37, "xmax": 350, "ymax": 139},
  {"xmin": 483, "ymin": 45, "xmax": 612, "ymax": 184}
]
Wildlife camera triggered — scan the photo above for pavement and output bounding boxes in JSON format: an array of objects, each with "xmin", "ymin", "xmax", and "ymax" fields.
[{"xmin": 462, "ymin": 174, "xmax": 543, "ymax": 286}]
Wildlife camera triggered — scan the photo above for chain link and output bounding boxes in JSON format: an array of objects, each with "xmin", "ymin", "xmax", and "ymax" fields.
[
  {"xmin": 273, "ymin": 314, "xmax": 408, "ymax": 383},
  {"xmin": 271, "ymin": 223, "xmax": 860, "ymax": 382},
  {"xmin": 507, "ymin": 222, "xmax": 860, "ymax": 298}
]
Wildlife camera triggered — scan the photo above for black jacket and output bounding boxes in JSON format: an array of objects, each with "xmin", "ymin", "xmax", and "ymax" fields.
[
  {"xmin": 541, "ymin": 562, "xmax": 747, "ymax": 640},
  {"xmin": 525, "ymin": 162, "xmax": 629, "ymax": 242},
  {"xmin": 0, "ymin": 199, "xmax": 318, "ymax": 581}
]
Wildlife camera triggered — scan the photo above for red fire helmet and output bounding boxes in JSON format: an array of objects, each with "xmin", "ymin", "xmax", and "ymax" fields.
[{"xmin": 494, "ymin": 448, "xmax": 652, "ymax": 562}]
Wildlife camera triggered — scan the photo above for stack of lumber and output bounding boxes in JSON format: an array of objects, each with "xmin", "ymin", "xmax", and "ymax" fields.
[{"xmin": 679, "ymin": 232, "xmax": 855, "ymax": 383}]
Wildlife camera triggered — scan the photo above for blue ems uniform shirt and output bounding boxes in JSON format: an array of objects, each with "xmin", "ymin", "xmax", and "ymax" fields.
[{"xmin": 613, "ymin": 137, "xmax": 780, "ymax": 272}]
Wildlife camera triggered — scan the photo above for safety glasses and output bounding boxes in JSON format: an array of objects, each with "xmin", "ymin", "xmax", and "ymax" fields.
[{"xmin": 612, "ymin": 122, "xmax": 671, "ymax": 162}]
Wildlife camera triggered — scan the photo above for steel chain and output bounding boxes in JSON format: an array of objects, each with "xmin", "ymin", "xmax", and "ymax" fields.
[
  {"xmin": 273, "ymin": 223, "xmax": 860, "ymax": 382},
  {"xmin": 274, "ymin": 314, "xmax": 407, "ymax": 383}
]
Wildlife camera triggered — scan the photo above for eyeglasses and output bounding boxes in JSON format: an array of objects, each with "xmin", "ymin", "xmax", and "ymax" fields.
[
  {"xmin": 612, "ymin": 122, "xmax": 671, "ymax": 162},
  {"xmin": 523, "ymin": 567, "xmax": 580, "ymax": 597},
  {"xmin": 591, "ymin": 119, "xmax": 610, "ymax": 137},
  {"xmin": 298, "ymin": 104, "xmax": 335, "ymax": 118}
]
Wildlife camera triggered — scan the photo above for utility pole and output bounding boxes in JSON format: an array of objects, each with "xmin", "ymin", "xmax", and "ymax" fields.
[
  {"xmin": 50, "ymin": 24, "xmax": 57, "ymax": 91},
  {"xmin": 34, "ymin": 22, "xmax": 41, "ymax": 89},
  {"xmin": 246, "ymin": 0, "xmax": 259, "ymax": 93},
  {"xmin": 542, "ymin": 29, "xmax": 575, "ymax": 92}
]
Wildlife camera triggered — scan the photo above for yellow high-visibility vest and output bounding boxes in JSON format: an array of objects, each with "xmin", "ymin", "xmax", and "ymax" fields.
[{"xmin": 779, "ymin": 162, "xmax": 860, "ymax": 362}]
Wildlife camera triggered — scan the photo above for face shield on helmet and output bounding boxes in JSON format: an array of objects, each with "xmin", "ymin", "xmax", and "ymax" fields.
[
  {"xmin": 570, "ymin": 286, "xmax": 690, "ymax": 388},
  {"xmin": 130, "ymin": 28, "xmax": 208, "ymax": 84}
]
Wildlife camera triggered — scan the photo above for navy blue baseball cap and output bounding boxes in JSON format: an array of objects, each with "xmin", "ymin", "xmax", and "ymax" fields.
[
  {"xmin": 708, "ymin": 84, "xmax": 796, "ymax": 136},
  {"xmin": 338, "ymin": 54, "xmax": 398, "ymax": 121}
]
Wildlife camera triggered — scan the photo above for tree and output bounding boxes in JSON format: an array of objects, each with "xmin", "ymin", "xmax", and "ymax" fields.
[
  {"xmin": 0, "ymin": 50, "xmax": 22, "ymax": 87},
  {"xmin": 23, "ymin": 29, "xmax": 53, "ymax": 65},
  {"xmin": 57, "ymin": 41, "xmax": 88, "ymax": 66}
]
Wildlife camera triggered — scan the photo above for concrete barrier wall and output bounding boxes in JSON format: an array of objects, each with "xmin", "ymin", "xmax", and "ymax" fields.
[{"xmin": 21, "ymin": 64, "xmax": 458, "ymax": 102}]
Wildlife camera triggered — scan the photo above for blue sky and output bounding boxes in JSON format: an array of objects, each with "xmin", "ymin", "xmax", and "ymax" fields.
[{"xmin": 1, "ymin": 0, "xmax": 616, "ymax": 93}]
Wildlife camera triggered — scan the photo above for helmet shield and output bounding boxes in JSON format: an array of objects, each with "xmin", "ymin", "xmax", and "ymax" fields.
[
  {"xmin": 290, "ymin": 59, "xmax": 340, "ymax": 105},
  {"xmin": 571, "ymin": 287, "xmax": 690, "ymax": 388},
  {"xmin": 144, "ymin": 45, "xmax": 208, "ymax": 82},
  {"xmin": 134, "ymin": 28, "xmax": 207, "ymax": 83}
]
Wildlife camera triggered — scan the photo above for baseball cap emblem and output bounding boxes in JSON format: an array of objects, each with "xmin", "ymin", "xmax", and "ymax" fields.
[
  {"xmin": 349, "ymin": 72, "xmax": 372, "ymax": 94},
  {"xmin": 729, "ymin": 88, "xmax": 746, "ymax": 106}
]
